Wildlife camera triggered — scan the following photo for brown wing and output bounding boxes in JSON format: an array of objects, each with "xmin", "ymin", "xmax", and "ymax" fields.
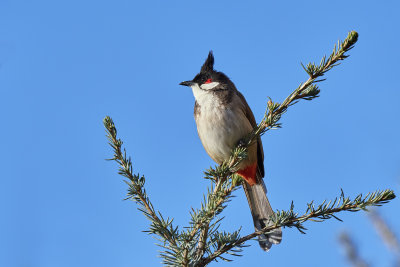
[{"xmin": 236, "ymin": 91, "xmax": 265, "ymax": 179}]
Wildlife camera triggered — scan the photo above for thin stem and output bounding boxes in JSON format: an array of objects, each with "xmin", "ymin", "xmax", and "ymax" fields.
[
  {"xmin": 199, "ymin": 189, "xmax": 395, "ymax": 266},
  {"xmin": 339, "ymin": 231, "xmax": 369, "ymax": 267},
  {"xmin": 104, "ymin": 116, "xmax": 179, "ymax": 248}
]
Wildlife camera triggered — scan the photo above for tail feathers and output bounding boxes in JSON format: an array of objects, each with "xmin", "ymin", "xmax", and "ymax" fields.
[{"xmin": 243, "ymin": 180, "xmax": 282, "ymax": 251}]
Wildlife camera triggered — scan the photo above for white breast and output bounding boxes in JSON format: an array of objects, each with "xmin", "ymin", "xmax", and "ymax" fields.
[{"xmin": 191, "ymin": 84, "xmax": 253, "ymax": 164}]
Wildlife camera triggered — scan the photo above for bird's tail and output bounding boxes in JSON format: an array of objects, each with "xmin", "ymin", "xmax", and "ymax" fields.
[{"xmin": 242, "ymin": 179, "xmax": 282, "ymax": 251}]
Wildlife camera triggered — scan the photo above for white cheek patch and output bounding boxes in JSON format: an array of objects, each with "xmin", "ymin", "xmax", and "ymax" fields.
[{"xmin": 200, "ymin": 82, "xmax": 220, "ymax": 90}]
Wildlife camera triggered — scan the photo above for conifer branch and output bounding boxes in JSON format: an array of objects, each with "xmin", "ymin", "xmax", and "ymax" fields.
[
  {"xmin": 244, "ymin": 30, "xmax": 359, "ymax": 146},
  {"xmin": 198, "ymin": 189, "xmax": 395, "ymax": 266},
  {"xmin": 180, "ymin": 162, "xmax": 243, "ymax": 264},
  {"xmin": 103, "ymin": 117, "xmax": 180, "ymax": 261}
]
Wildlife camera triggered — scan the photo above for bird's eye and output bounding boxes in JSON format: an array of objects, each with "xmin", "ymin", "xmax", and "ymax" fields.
[{"xmin": 204, "ymin": 78, "xmax": 212, "ymax": 84}]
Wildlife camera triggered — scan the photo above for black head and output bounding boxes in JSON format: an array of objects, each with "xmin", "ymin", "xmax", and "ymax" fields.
[{"xmin": 179, "ymin": 51, "xmax": 237, "ymax": 91}]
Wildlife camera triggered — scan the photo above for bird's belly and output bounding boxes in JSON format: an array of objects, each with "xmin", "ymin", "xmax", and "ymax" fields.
[{"xmin": 196, "ymin": 107, "xmax": 252, "ymax": 164}]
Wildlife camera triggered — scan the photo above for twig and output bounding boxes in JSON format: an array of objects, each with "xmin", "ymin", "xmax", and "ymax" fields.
[
  {"xmin": 198, "ymin": 189, "xmax": 395, "ymax": 266},
  {"xmin": 103, "ymin": 117, "xmax": 179, "ymax": 250},
  {"xmin": 245, "ymin": 31, "xmax": 359, "ymax": 145},
  {"xmin": 181, "ymin": 175, "xmax": 238, "ymax": 264},
  {"xmin": 339, "ymin": 231, "xmax": 369, "ymax": 267},
  {"xmin": 368, "ymin": 209, "xmax": 400, "ymax": 256}
]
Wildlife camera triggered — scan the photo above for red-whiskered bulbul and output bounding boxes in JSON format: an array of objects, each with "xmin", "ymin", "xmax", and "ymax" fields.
[{"xmin": 180, "ymin": 51, "xmax": 282, "ymax": 251}]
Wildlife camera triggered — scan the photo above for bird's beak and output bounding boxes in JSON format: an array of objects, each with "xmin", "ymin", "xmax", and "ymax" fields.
[{"xmin": 179, "ymin": 81, "xmax": 194, "ymax": 87}]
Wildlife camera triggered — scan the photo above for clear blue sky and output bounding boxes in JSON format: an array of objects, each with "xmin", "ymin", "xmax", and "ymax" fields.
[{"xmin": 1, "ymin": 1, "xmax": 399, "ymax": 266}]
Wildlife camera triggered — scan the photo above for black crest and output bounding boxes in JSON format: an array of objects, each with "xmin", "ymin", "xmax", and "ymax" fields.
[{"xmin": 200, "ymin": 51, "xmax": 214, "ymax": 73}]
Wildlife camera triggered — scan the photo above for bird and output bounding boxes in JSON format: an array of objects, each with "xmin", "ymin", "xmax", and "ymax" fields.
[{"xmin": 179, "ymin": 51, "xmax": 282, "ymax": 251}]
